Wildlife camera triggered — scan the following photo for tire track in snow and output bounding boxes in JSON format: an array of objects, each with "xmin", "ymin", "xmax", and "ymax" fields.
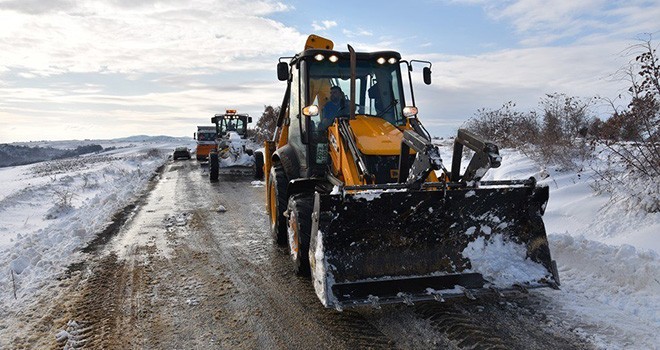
[
  {"xmin": 412, "ymin": 295, "xmax": 596, "ymax": 350},
  {"xmin": 193, "ymin": 171, "xmax": 396, "ymax": 349}
]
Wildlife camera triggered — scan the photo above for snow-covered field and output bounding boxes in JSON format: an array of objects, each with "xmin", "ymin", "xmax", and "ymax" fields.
[
  {"xmin": 0, "ymin": 137, "xmax": 193, "ymax": 311},
  {"xmin": 0, "ymin": 136, "xmax": 658, "ymax": 349}
]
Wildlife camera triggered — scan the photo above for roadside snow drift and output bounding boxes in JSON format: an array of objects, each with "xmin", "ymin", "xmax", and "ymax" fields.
[{"xmin": 0, "ymin": 138, "xmax": 188, "ymax": 310}]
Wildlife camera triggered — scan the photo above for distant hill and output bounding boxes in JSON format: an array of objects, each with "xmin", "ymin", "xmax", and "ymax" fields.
[
  {"xmin": 1, "ymin": 135, "xmax": 193, "ymax": 168},
  {"xmin": 112, "ymin": 135, "xmax": 187, "ymax": 142},
  {"xmin": 0, "ymin": 144, "xmax": 103, "ymax": 168}
]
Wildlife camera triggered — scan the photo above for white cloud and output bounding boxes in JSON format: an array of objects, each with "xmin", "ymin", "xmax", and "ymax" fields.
[
  {"xmin": 488, "ymin": 0, "xmax": 605, "ymax": 32},
  {"xmin": 3, "ymin": 1, "xmax": 659, "ymax": 141},
  {"xmin": 342, "ymin": 28, "xmax": 373, "ymax": 38},
  {"xmin": 406, "ymin": 38, "xmax": 635, "ymax": 138},
  {"xmin": 311, "ymin": 20, "xmax": 337, "ymax": 31},
  {"xmin": 0, "ymin": 78, "xmax": 286, "ymax": 141},
  {"xmin": 0, "ymin": 1, "xmax": 303, "ymax": 77},
  {"xmin": 0, "ymin": 0, "xmax": 301, "ymax": 142},
  {"xmin": 0, "ymin": 0, "xmax": 76, "ymax": 15},
  {"xmin": 449, "ymin": 0, "xmax": 660, "ymax": 46}
]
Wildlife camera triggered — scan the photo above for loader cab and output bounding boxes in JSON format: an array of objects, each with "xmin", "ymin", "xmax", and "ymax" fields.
[
  {"xmin": 284, "ymin": 50, "xmax": 413, "ymax": 177},
  {"xmin": 302, "ymin": 50, "xmax": 408, "ymax": 129}
]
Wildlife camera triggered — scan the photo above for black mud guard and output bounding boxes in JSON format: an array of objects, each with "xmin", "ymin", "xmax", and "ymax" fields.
[{"xmin": 288, "ymin": 178, "xmax": 331, "ymax": 199}]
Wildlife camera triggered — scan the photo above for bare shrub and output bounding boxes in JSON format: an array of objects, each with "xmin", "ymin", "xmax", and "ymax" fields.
[
  {"xmin": 53, "ymin": 188, "xmax": 74, "ymax": 208},
  {"xmin": 251, "ymin": 105, "xmax": 279, "ymax": 144},
  {"xmin": 592, "ymin": 36, "xmax": 660, "ymax": 212},
  {"xmin": 80, "ymin": 173, "xmax": 99, "ymax": 189},
  {"xmin": 536, "ymin": 93, "xmax": 595, "ymax": 168},
  {"xmin": 466, "ymin": 94, "xmax": 594, "ymax": 170},
  {"xmin": 465, "ymin": 36, "xmax": 659, "ymax": 213},
  {"xmin": 146, "ymin": 148, "xmax": 162, "ymax": 158},
  {"xmin": 465, "ymin": 101, "xmax": 539, "ymax": 149},
  {"xmin": 46, "ymin": 188, "xmax": 76, "ymax": 219}
]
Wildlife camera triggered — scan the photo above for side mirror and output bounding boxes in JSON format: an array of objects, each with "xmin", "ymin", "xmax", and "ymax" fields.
[
  {"xmin": 423, "ymin": 67, "xmax": 432, "ymax": 85},
  {"xmin": 248, "ymin": 117, "xmax": 253, "ymax": 123},
  {"xmin": 277, "ymin": 62, "xmax": 289, "ymax": 81},
  {"xmin": 193, "ymin": 132, "xmax": 197, "ymax": 140}
]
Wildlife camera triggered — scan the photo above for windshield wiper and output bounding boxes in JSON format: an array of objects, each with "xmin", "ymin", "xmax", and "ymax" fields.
[{"xmin": 377, "ymin": 99, "xmax": 398, "ymax": 118}]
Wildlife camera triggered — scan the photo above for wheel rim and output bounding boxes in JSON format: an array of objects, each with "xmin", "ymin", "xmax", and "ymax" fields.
[
  {"xmin": 288, "ymin": 210, "xmax": 299, "ymax": 260},
  {"xmin": 269, "ymin": 181, "xmax": 277, "ymax": 228}
]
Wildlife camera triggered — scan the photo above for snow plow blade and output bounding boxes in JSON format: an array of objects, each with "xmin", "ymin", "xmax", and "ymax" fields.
[
  {"xmin": 218, "ymin": 166, "xmax": 255, "ymax": 176},
  {"xmin": 309, "ymin": 181, "xmax": 559, "ymax": 309}
]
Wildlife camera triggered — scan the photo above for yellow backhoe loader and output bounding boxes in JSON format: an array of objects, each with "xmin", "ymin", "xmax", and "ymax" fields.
[{"xmin": 263, "ymin": 35, "xmax": 559, "ymax": 309}]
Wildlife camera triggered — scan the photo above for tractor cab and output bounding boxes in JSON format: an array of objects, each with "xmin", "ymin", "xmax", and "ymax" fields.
[
  {"xmin": 212, "ymin": 109, "xmax": 252, "ymax": 139},
  {"xmin": 208, "ymin": 109, "xmax": 257, "ymax": 181}
]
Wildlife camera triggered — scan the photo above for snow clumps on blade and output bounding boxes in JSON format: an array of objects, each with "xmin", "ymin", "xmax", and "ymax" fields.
[{"xmin": 462, "ymin": 234, "xmax": 548, "ymax": 287}]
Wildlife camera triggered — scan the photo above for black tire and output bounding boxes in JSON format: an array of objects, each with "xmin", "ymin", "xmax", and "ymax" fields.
[
  {"xmin": 268, "ymin": 165, "xmax": 288, "ymax": 246},
  {"xmin": 254, "ymin": 151, "xmax": 264, "ymax": 180},
  {"xmin": 209, "ymin": 152, "xmax": 219, "ymax": 182},
  {"xmin": 287, "ymin": 194, "xmax": 313, "ymax": 276}
]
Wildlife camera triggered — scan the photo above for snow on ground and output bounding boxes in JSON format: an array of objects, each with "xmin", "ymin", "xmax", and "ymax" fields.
[
  {"xmin": 478, "ymin": 147, "xmax": 659, "ymax": 349},
  {"xmin": 0, "ymin": 137, "xmax": 192, "ymax": 311},
  {"xmin": 0, "ymin": 136, "xmax": 657, "ymax": 349},
  {"xmin": 481, "ymin": 148, "xmax": 660, "ymax": 253}
]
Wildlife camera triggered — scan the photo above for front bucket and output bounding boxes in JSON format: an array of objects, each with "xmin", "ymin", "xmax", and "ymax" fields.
[{"xmin": 308, "ymin": 184, "xmax": 558, "ymax": 308}]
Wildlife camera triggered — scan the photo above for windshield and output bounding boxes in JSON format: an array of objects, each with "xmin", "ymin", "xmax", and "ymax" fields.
[
  {"xmin": 307, "ymin": 58, "xmax": 406, "ymax": 128},
  {"xmin": 197, "ymin": 132, "xmax": 216, "ymax": 141},
  {"xmin": 219, "ymin": 117, "xmax": 246, "ymax": 135}
]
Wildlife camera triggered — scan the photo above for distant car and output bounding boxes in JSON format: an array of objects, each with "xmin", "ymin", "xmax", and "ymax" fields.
[{"xmin": 173, "ymin": 147, "xmax": 191, "ymax": 160}]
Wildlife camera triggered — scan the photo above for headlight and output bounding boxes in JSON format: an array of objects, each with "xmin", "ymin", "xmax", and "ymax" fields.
[
  {"xmin": 314, "ymin": 54, "xmax": 324, "ymax": 61},
  {"xmin": 303, "ymin": 105, "xmax": 319, "ymax": 116},
  {"xmin": 403, "ymin": 106, "xmax": 418, "ymax": 117}
]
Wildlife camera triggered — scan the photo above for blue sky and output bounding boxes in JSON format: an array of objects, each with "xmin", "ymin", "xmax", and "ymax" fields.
[{"xmin": 1, "ymin": 0, "xmax": 659, "ymax": 142}]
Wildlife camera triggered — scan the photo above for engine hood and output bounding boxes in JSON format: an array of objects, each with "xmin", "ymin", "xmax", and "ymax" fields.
[{"xmin": 349, "ymin": 115, "xmax": 403, "ymax": 156}]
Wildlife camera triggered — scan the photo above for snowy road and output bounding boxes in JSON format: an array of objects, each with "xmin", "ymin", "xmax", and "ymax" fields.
[{"xmin": 0, "ymin": 159, "xmax": 620, "ymax": 349}]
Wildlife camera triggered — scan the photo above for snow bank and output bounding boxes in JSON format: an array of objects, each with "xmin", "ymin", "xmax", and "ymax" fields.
[
  {"xmin": 479, "ymin": 148, "xmax": 660, "ymax": 254},
  {"xmin": 549, "ymin": 234, "xmax": 659, "ymax": 321},
  {"xmin": 0, "ymin": 138, "xmax": 185, "ymax": 311},
  {"xmin": 435, "ymin": 141, "xmax": 659, "ymax": 348},
  {"xmin": 545, "ymin": 233, "xmax": 659, "ymax": 349}
]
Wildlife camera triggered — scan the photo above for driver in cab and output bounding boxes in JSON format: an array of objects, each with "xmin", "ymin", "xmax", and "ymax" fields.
[{"xmin": 319, "ymin": 85, "xmax": 348, "ymax": 130}]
